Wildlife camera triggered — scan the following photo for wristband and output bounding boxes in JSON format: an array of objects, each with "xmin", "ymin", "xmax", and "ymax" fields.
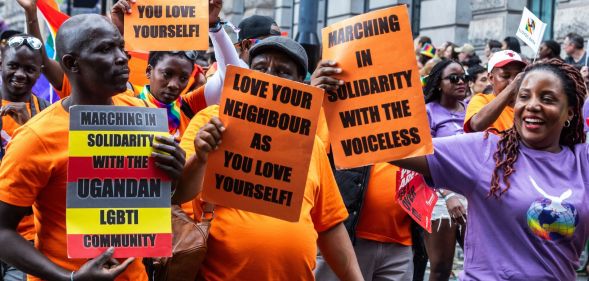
[
  {"xmin": 444, "ymin": 193, "xmax": 457, "ymax": 200},
  {"xmin": 70, "ymin": 271, "xmax": 75, "ymax": 281},
  {"xmin": 209, "ymin": 18, "xmax": 222, "ymax": 32}
]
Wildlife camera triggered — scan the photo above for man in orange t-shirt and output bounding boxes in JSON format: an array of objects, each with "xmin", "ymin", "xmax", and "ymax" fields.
[
  {"xmin": 0, "ymin": 15, "xmax": 188, "ymax": 281},
  {"xmin": 464, "ymin": 50, "xmax": 526, "ymax": 133},
  {"xmin": 175, "ymin": 36, "xmax": 363, "ymax": 281},
  {"xmin": 0, "ymin": 33, "xmax": 49, "ymax": 281}
]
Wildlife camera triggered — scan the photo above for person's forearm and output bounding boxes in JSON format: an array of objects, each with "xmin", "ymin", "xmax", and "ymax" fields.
[
  {"xmin": 469, "ymin": 92, "xmax": 512, "ymax": 132},
  {"xmin": 0, "ymin": 229, "xmax": 70, "ymax": 281},
  {"xmin": 24, "ymin": 9, "xmax": 64, "ymax": 90},
  {"xmin": 210, "ymin": 27, "xmax": 241, "ymax": 78},
  {"xmin": 317, "ymin": 223, "xmax": 363, "ymax": 281},
  {"xmin": 389, "ymin": 155, "xmax": 430, "ymax": 178},
  {"xmin": 171, "ymin": 154, "xmax": 205, "ymax": 204}
]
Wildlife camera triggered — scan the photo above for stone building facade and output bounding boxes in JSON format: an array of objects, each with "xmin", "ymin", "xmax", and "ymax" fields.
[
  {"xmin": 222, "ymin": 0, "xmax": 589, "ymax": 60},
  {"xmin": 2, "ymin": 0, "xmax": 588, "ymax": 59}
]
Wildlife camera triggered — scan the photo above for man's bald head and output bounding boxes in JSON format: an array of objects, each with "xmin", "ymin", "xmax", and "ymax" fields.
[
  {"xmin": 55, "ymin": 14, "xmax": 119, "ymax": 61},
  {"xmin": 55, "ymin": 13, "xmax": 130, "ymax": 98}
]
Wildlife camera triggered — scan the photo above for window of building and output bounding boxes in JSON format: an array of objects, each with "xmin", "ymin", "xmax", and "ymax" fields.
[
  {"xmin": 410, "ymin": 0, "xmax": 421, "ymax": 38},
  {"xmin": 528, "ymin": 0, "xmax": 555, "ymax": 40}
]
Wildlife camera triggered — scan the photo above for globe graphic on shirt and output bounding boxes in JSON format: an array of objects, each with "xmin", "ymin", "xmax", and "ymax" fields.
[{"xmin": 526, "ymin": 198, "xmax": 579, "ymax": 241}]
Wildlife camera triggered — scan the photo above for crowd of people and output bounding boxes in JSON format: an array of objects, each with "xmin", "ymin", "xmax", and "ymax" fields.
[{"xmin": 1, "ymin": 0, "xmax": 589, "ymax": 281}]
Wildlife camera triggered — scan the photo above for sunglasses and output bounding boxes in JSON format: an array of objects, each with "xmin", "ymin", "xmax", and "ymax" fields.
[
  {"xmin": 443, "ymin": 74, "xmax": 467, "ymax": 84},
  {"xmin": 169, "ymin": 51, "xmax": 197, "ymax": 62},
  {"xmin": 7, "ymin": 36, "xmax": 43, "ymax": 50}
]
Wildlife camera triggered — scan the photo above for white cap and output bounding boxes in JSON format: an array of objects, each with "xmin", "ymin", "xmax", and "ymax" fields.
[{"xmin": 487, "ymin": 50, "xmax": 526, "ymax": 72}]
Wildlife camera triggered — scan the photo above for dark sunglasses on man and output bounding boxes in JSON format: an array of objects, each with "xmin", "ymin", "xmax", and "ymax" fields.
[
  {"xmin": 7, "ymin": 35, "xmax": 43, "ymax": 50},
  {"xmin": 443, "ymin": 74, "xmax": 467, "ymax": 84}
]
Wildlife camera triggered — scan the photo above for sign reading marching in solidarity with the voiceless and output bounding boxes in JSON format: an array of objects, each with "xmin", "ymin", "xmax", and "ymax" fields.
[
  {"xmin": 124, "ymin": 0, "xmax": 208, "ymax": 51},
  {"xmin": 67, "ymin": 106, "xmax": 171, "ymax": 258},
  {"xmin": 321, "ymin": 5, "xmax": 433, "ymax": 169},
  {"xmin": 202, "ymin": 66, "xmax": 324, "ymax": 222}
]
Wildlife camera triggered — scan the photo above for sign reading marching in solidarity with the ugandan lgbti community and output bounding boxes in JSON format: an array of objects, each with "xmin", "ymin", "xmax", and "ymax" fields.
[
  {"xmin": 516, "ymin": 7, "xmax": 547, "ymax": 54},
  {"xmin": 321, "ymin": 5, "xmax": 433, "ymax": 169},
  {"xmin": 66, "ymin": 106, "xmax": 171, "ymax": 258},
  {"xmin": 396, "ymin": 169, "xmax": 437, "ymax": 233},
  {"xmin": 202, "ymin": 66, "xmax": 324, "ymax": 222},
  {"xmin": 124, "ymin": 0, "xmax": 208, "ymax": 51}
]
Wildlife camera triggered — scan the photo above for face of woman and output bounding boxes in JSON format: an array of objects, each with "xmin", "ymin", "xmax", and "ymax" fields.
[
  {"xmin": 439, "ymin": 63, "xmax": 467, "ymax": 100},
  {"xmin": 444, "ymin": 45, "xmax": 454, "ymax": 59},
  {"xmin": 538, "ymin": 43, "xmax": 551, "ymax": 59},
  {"xmin": 148, "ymin": 55, "xmax": 193, "ymax": 104},
  {"xmin": 470, "ymin": 72, "xmax": 490, "ymax": 94},
  {"xmin": 514, "ymin": 70, "xmax": 574, "ymax": 151}
]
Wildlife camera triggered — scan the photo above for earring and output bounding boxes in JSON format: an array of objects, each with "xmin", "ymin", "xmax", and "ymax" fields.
[{"xmin": 565, "ymin": 120, "xmax": 571, "ymax": 127}]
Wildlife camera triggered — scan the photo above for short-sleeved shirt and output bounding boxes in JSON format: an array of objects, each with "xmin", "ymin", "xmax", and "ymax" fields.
[
  {"xmin": 464, "ymin": 93, "xmax": 513, "ymax": 133},
  {"xmin": 564, "ymin": 52, "xmax": 587, "ymax": 69},
  {"xmin": 355, "ymin": 163, "xmax": 412, "ymax": 245},
  {"xmin": 426, "ymin": 133, "xmax": 589, "ymax": 280},
  {"xmin": 1, "ymin": 96, "xmax": 45, "ymax": 241},
  {"xmin": 179, "ymin": 105, "xmax": 348, "ymax": 281},
  {"xmin": 0, "ymin": 95, "xmax": 149, "ymax": 281},
  {"xmin": 426, "ymin": 101, "xmax": 465, "ymax": 138}
]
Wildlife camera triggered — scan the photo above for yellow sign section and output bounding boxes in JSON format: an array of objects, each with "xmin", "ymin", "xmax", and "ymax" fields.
[
  {"xmin": 66, "ymin": 208, "xmax": 171, "ymax": 234},
  {"xmin": 69, "ymin": 131, "xmax": 169, "ymax": 157}
]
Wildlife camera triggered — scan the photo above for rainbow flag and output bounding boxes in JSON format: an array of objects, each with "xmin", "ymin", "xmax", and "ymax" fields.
[
  {"xmin": 33, "ymin": 2, "xmax": 150, "ymax": 101},
  {"xmin": 35, "ymin": 0, "xmax": 69, "ymax": 103}
]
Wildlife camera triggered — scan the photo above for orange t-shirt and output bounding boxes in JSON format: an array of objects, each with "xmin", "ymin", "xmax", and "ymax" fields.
[
  {"xmin": 179, "ymin": 105, "xmax": 348, "ymax": 281},
  {"xmin": 0, "ymin": 95, "xmax": 148, "ymax": 281},
  {"xmin": 178, "ymin": 86, "xmax": 207, "ymax": 137},
  {"xmin": 1, "ymin": 96, "xmax": 46, "ymax": 241},
  {"xmin": 355, "ymin": 163, "xmax": 412, "ymax": 246},
  {"xmin": 464, "ymin": 93, "xmax": 514, "ymax": 133}
]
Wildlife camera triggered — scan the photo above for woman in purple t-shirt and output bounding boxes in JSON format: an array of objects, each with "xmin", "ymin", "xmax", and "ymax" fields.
[
  {"xmin": 423, "ymin": 59, "xmax": 469, "ymax": 280},
  {"xmin": 312, "ymin": 58, "xmax": 588, "ymax": 280},
  {"xmin": 393, "ymin": 59, "xmax": 588, "ymax": 280}
]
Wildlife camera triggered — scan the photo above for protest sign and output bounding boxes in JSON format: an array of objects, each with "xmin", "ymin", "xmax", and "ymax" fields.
[
  {"xmin": 396, "ymin": 169, "xmax": 437, "ymax": 232},
  {"xmin": 124, "ymin": 0, "xmax": 208, "ymax": 51},
  {"xmin": 202, "ymin": 65, "xmax": 324, "ymax": 222},
  {"xmin": 67, "ymin": 106, "xmax": 172, "ymax": 258},
  {"xmin": 516, "ymin": 7, "xmax": 547, "ymax": 54},
  {"xmin": 321, "ymin": 5, "xmax": 433, "ymax": 169}
]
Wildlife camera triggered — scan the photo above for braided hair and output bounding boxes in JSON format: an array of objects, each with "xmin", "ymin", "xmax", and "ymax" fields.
[
  {"xmin": 423, "ymin": 59, "xmax": 460, "ymax": 104},
  {"xmin": 488, "ymin": 59, "xmax": 587, "ymax": 198}
]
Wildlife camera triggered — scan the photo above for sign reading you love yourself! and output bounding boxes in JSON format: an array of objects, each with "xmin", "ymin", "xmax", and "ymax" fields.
[
  {"xmin": 321, "ymin": 5, "xmax": 433, "ymax": 169},
  {"xmin": 67, "ymin": 106, "xmax": 171, "ymax": 258},
  {"xmin": 202, "ymin": 66, "xmax": 323, "ymax": 222},
  {"xmin": 124, "ymin": 0, "xmax": 208, "ymax": 51}
]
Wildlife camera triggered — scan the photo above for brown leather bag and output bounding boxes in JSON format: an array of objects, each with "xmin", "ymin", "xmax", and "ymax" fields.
[{"xmin": 152, "ymin": 203, "xmax": 214, "ymax": 281}]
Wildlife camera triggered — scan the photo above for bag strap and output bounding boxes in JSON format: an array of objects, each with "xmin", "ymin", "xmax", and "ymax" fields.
[{"xmin": 193, "ymin": 199, "xmax": 215, "ymax": 223}]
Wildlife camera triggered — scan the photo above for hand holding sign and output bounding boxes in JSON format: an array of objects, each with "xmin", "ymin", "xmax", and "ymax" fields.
[
  {"xmin": 73, "ymin": 247, "xmax": 135, "ymax": 281},
  {"xmin": 194, "ymin": 117, "xmax": 225, "ymax": 162},
  {"xmin": 111, "ymin": 0, "xmax": 135, "ymax": 35},
  {"xmin": 310, "ymin": 60, "xmax": 344, "ymax": 92},
  {"xmin": 152, "ymin": 135, "xmax": 186, "ymax": 181}
]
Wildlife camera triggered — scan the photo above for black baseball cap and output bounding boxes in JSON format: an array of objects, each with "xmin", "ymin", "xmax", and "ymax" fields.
[{"xmin": 237, "ymin": 15, "xmax": 281, "ymax": 42}]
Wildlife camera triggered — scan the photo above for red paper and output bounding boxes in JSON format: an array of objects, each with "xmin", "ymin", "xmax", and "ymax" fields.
[{"xmin": 396, "ymin": 169, "xmax": 437, "ymax": 233}]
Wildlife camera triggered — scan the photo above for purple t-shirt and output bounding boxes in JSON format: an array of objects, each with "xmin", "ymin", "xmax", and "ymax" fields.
[
  {"xmin": 427, "ymin": 132, "xmax": 589, "ymax": 280},
  {"xmin": 426, "ymin": 101, "xmax": 465, "ymax": 138}
]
